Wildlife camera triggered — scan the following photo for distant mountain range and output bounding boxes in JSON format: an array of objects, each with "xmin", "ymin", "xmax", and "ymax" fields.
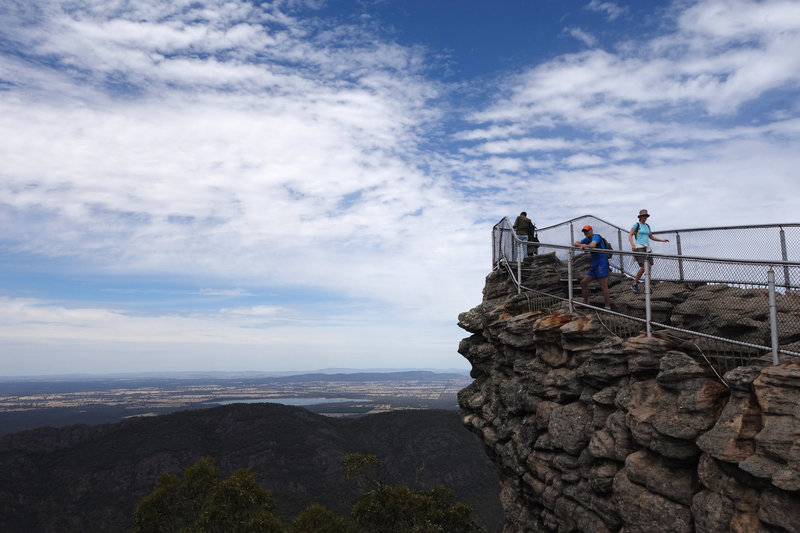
[
  {"xmin": 0, "ymin": 403, "xmax": 503, "ymax": 532},
  {"xmin": 0, "ymin": 368, "xmax": 472, "ymax": 381}
]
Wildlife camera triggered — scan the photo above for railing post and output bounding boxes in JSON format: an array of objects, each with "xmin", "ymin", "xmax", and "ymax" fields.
[
  {"xmin": 517, "ymin": 240, "xmax": 522, "ymax": 295},
  {"xmin": 768, "ymin": 268, "xmax": 780, "ymax": 365},
  {"xmin": 617, "ymin": 229, "xmax": 624, "ymax": 275},
  {"xmin": 568, "ymin": 223, "xmax": 574, "ymax": 312},
  {"xmin": 492, "ymin": 227, "xmax": 497, "ymax": 269},
  {"xmin": 645, "ymin": 251, "xmax": 652, "ymax": 337},
  {"xmin": 675, "ymin": 232, "xmax": 684, "ymax": 281},
  {"xmin": 780, "ymin": 228, "xmax": 790, "ymax": 288}
]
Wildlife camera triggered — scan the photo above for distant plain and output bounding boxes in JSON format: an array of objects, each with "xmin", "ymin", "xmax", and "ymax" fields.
[{"xmin": 0, "ymin": 370, "xmax": 472, "ymax": 435}]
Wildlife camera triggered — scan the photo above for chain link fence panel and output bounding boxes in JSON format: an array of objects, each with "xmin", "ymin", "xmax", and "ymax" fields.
[{"xmin": 491, "ymin": 216, "xmax": 800, "ymax": 371}]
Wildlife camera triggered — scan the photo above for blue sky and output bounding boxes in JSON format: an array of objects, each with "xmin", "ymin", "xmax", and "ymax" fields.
[{"xmin": 1, "ymin": 0, "xmax": 800, "ymax": 376}]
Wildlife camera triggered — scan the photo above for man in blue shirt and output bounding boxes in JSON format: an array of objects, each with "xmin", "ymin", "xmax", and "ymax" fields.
[{"xmin": 574, "ymin": 225, "xmax": 611, "ymax": 310}]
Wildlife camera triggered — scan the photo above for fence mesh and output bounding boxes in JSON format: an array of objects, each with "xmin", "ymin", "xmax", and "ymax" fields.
[{"xmin": 491, "ymin": 216, "xmax": 800, "ymax": 372}]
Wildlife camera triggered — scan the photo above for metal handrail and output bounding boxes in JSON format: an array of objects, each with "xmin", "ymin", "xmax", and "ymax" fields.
[{"xmin": 492, "ymin": 216, "xmax": 800, "ymax": 366}]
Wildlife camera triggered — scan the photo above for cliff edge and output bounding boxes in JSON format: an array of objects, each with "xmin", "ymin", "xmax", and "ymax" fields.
[{"xmin": 458, "ymin": 259, "xmax": 800, "ymax": 532}]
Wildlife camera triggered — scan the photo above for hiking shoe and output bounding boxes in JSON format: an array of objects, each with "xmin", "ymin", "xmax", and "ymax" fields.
[
  {"xmin": 631, "ymin": 283, "xmax": 639, "ymax": 293},
  {"xmin": 604, "ymin": 306, "xmax": 611, "ymax": 311}
]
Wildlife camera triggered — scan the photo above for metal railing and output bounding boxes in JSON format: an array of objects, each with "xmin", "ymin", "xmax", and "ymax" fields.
[{"xmin": 492, "ymin": 216, "xmax": 800, "ymax": 370}]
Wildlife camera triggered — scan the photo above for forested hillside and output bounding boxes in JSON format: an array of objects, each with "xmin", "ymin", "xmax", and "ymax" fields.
[{"xmin": 0, "ymin": 403, "xmax": 502, "ymax": 532}]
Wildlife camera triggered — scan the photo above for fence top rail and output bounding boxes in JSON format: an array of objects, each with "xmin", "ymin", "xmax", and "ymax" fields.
[
  {"xmin": 657, "ymin": 222, "xmax": 800, "ymax": 234},
  {"xmin": 532, "ymin": 214, "xmax": 800, "ymax": 235}
]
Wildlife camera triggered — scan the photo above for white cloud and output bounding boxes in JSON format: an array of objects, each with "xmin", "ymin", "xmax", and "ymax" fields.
[
  {"xmin": 585, "ymin": 0, "xmax": 627, "ymax": 21},
  {"xmin": 467, "ymin": 137, "xmax": 577, "ymax": 155},
  {"xmin": 564, "ymin": 27, "xmax": 598, "ymax": 48},
  {"xmin": 564, "ymin": 153, "xmax": 605, "ymax": 168},
  {"xmin": 460, "ymin": 0, "xmax": 800, "ymax": 227},
  {"xmin": 0, "ymin": 296, "xmax": 466, "ymax": 374}
]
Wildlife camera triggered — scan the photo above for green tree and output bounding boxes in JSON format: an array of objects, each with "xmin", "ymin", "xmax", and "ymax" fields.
[
  {"xmin": 132, "ymin": 457, "xmax": 283, "ymax": 533},
  {"xmin": 132, "ymin": 471, "xmax": 184, "ymax": 532},
  {"xmin": 290, "ymin": 502, "xmax": 357, "ymax": 533},
  {"xmin": 343, "ymin": 453, "xmax": 485, "ymax": 533}
]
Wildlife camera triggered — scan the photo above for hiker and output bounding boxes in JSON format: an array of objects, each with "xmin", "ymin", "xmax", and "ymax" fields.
[
  {"xmin": 574, "ymin": 225, "xmax": 611, "ymax": 310},
  {"xmin": 512, "ymin": 211, "xmax": 535, "ymax": 260},
  {"xmin": 628, "ymin": 209, "xmax": 669, "ymax": 293}
]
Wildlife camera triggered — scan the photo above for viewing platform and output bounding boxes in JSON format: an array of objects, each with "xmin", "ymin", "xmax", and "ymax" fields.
[{"xmin": 491, "ymin": 215, "xmax": 800, "ymax": 373}]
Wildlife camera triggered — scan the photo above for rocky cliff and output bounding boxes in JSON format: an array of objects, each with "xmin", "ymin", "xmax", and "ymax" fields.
[{"xmin": 458, "ymin": 257, "xmax": 800, "ymax": 532}]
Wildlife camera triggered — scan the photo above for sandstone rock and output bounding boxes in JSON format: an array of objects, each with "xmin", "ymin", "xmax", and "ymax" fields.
[
  {"xmin": 758, "ymin": 486, "xmax": 800, "ymax": 533},
  {"xmin": 533, "ymin": 399, "xmax": 558, "ymax": 430},
  {"xmin": 563, "ymin": 479, "xmax": 622, "ymax": 529},
  {"xmin": 593, "ymin": 385, "xmax": 621, "ymax": 406},
  {"xmin": 548, "ymin": 401, "xmax": 591, "ymax": 455},
  {"xmin": 495, "ymin": 312, "xmax": 540, "ymax": 350},
  {"xmin": 591, "ymin": 387, "xmax": 619, "ymax": 429},
  {"xmin": 729, "ymin": 512, "xmax": 760, "ymax": 533},
  {"xmin": 617, "ymin": 353, "xmax": 728, "ymax": 459},
  {"xmin": 740, "ymin": 364, "xmax": 800, "ymax": 488},
  {"xmin": 458, "ymin": 298, "xmax": 505, "ymax": 334},
  {"xmin": 457, "ymin": 335, "xmax": 498, "ymax": 367},
  {"xmin": 588, "ymin": 428, "xmax": 616, "ymax": 460},
  {"xmin": 588, "ymin": 461, "xmax": 618, "ymax": 494},
  {"xmin": 613, "ymin": 469, "xmax": 693, "ymax": 533},
  {"xmin": 697, "ymin": 368, "xmax": 762, "ymax": 463},
  {"xmin": 533, "ymin": 432, "xmax": 556, "ymax": 452},
  {"xmin": 624, "ymin": 450, "xmax": 699, "ymax": 505},
  {"xmin": 540, "ymin": 367, "xmax": 582, "ymax": 402},
  {"xmin": 691, "ymin": 489, "xmax": 736, "ymax": 533},
  {"xmin": 536, "ymin": 340, "xmax": 571, "ymax": 368},
  {"xmin": 695, "ymin": 454, "xmax": 761, "ymax": 513},
  {"xmin": 624, "ymin": 334, "xmax": 673, "ymax": 375},
  {"xmin": 620, "ymin": 379, "xmax": 703, "ymax": 459},
  {"xmin": 753, "ymin": 362, "xmax": 800, "ymax": 416},
  {"xmin": 457, "ymin": 378, "xmax": 487, "ymax": 410},
  {"xmin": 553, "ymin": 494, "xmax": 611, "ymax": 533},
  {"xmin": 482, "ymin": 269, "xmax": 518, "ymax": 303},
  {"xmin": 725, "ymin": 365, "xmax": 764, "ymax": 391},
  {"xmin": 560, "ymin": 314, "xmax": 607, "ymax": 351},
  {"xmin": 606, "ymin": 410, "xmax": 637, "ymax": 461},
  {"xmin": 497, "ymin": 379, "xmax": 526, "ymax": 414},
  {"xmin": 510, "ymin": 417, "xmax": 539, "ymax": 458},
  {"xmin": 771, "ymin": 463, "xmax": 800, "ymax": 492},
  {"xmin": 532, "ymin": 309, "xmax": 575, "ymax": 332},
  {"xmin": 592, "ymin": 402, "xmax": 615, "ymax": 431},
  {"xmin": 578, "ymin": 346, "xmax": 630, "ymax": 388},
  {"xmin": 655, "ymin": 350, "xmax": 712, "ymax": 387}
]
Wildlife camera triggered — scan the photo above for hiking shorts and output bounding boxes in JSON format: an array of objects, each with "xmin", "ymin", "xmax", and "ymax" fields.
[
  {"xmin": 586, "ymin": 261, "xmax": 609, "ymax": 279},
  {"xmin": 634, "ymin": 245, "xmax": 653, "ymax": 267}
]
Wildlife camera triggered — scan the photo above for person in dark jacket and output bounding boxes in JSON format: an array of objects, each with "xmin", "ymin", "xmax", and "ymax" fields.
[{"xmin": 512, "ymin": 211, "xmax": 536, "ymax": 260}]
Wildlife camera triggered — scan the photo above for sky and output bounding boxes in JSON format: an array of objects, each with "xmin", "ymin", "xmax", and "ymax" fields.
[{"xmin": 1, "ymin": 0, "xmax": 800, "ymax": 376}]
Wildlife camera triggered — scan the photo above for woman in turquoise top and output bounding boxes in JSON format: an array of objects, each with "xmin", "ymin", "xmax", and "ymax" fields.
[{"xmin": 628, "ymin": 209, "xmax": 669, "ymax": 293}]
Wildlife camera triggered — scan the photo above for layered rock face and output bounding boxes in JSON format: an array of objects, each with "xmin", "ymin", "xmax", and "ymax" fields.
[{"xmin": 458, "ymin": 265, "xmax": 800, "ymax": 532}]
